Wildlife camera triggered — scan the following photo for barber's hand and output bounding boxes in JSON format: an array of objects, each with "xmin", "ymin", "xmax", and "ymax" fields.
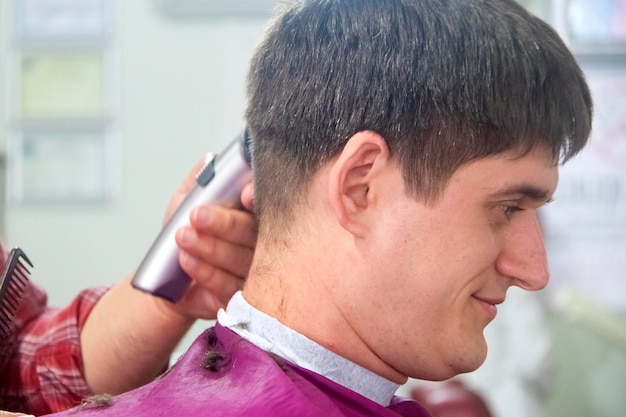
[
  {"xmin": 241, "ymin": 181, "xmax": 255, "ymax": 212},
  {"xmin": 163, "ymin": 154, "xmax": 256, "ymax": 320}
]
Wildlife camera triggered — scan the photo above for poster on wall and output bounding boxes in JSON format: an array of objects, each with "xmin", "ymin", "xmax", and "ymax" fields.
[
  {"xmin": 14, "ymin": 0, "xmax": 110, "ymax": 40},
  {"xmin": 19, "ymin": 52, "xmax": 105, "ymax": 118},
  {"xmin": 7, "ymin": 0, "xmax": 118, "ymax": 205},
  {"xmin": 541, "ymin": 68, "xmax": 626, "ymax": 312},
  {"xmin": 8, "ymin": 130, "xmax": 113, "ymax": 203}
]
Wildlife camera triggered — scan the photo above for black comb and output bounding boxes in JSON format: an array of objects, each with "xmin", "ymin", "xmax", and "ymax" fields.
[{"xmin": 0, "ymin": 247, "xmax": 33, "ymax": 342}]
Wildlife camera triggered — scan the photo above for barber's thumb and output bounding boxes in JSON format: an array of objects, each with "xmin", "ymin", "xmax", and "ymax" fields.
[{"xmin": 241, "ymin": 181, "xmax": 255, "ymax": 212}]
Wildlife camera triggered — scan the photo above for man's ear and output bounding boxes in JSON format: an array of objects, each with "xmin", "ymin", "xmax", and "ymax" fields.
[{"xmin": 328, "ymin": 131, "xmax": 391, "ymax": 238}]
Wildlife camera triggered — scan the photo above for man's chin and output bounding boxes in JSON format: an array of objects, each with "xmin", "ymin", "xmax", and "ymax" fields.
[{"xmin": 453, "ymin": 343, "xmax": 488, "ymax": 375}]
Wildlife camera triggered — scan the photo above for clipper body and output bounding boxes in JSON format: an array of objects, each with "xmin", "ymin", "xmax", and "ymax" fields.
[{"xmin": 131, "ymin": 130, "xmax": 251, "ymax": 302}]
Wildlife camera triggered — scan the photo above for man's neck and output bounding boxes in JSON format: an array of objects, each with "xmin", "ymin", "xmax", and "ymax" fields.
[{"xmin": 218, "ymin": 292, "xmax": 401, "ymax": 406}]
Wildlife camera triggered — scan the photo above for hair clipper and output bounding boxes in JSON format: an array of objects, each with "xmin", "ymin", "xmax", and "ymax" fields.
[{"xmin": 131, "ymin": 129, "xmax": 252, "ymax": 302}]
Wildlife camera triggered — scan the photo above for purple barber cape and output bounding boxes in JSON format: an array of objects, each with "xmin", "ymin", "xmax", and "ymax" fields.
[{"xmin": 43, "ymin": 323, "xmax": 431, "ymax": 417}]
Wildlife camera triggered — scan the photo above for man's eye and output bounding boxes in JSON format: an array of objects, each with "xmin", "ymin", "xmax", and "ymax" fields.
[{"xmin": 502, "ymin": 205, "xmax": 523, "ymax": 219}]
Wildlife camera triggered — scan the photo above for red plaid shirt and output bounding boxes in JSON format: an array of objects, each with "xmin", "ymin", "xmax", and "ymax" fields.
[{"xmin": 0, "ymin": 269, "xmax": 108, "ymax": 415}]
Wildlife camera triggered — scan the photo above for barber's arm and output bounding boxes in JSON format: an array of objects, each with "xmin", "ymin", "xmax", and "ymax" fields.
[{"xmin": 80, "ymin": 157, "xmax": 256, "ymax": 395}]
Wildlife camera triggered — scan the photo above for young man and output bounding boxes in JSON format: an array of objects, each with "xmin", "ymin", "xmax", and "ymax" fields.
[
  {"xmin": 0, "ymin": 157, "xmax": 255, "ymax": 415},
  {"xmin": 45, "ymin": 0, "xmax": 592, "ymax": 415}
]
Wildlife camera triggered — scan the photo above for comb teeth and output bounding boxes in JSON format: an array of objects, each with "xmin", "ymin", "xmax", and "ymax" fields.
[{"xmin": 0, "ymin": 248, "xmax": 33, "ymax": 342}]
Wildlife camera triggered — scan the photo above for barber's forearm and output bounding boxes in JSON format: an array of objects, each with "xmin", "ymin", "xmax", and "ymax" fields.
[{"xmin": 80, "ymin": 275, "xmax": 194, "ymax": 395}]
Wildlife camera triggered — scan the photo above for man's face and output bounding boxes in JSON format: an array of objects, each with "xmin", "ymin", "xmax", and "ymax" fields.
[{"xmin": 339, "ymin": 146, "xmax": 558, "ymax": 381}]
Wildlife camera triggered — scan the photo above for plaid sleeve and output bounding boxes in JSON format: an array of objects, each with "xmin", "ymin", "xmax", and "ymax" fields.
[{"xmin": 0, "ymin": 285, "xmax": 109, "ymax": 415}]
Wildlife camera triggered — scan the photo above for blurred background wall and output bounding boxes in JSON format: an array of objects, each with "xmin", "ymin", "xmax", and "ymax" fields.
[
  {"xmin": 0, "ymin": 0, "xmax": 264, "ymax": 305},
  {"xmin": 0, "ymin": 1, "xmax": 624, "ymax": 416}
]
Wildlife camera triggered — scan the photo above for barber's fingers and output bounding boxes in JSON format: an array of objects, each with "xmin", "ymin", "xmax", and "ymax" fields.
[
  {"xmin": 176, "ymin": 254, "xmax": 245, "ymax": 320},
  {"xmin": 175, "ymin": 205, "xmax": 255, "ymax": 278},
  {"xmin": 189, "ymin": 203, "xmax": 256, "ymax": 249},
  {"xmin": 176, "ymin": 228, "xmax": 254, "ymax": 280},
  {"xmin": 241, "ymin": 181, "xmax": 255, "ymax": 212}
]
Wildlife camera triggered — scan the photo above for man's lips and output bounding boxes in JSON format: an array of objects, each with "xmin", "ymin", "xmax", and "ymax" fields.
[{"xmin": 473, "ymin": 295, "xmax": 505, "ymax": 321}]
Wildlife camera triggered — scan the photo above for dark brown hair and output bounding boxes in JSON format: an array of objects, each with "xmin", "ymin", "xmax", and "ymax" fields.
[{"xmin": 246, "ymin": 0, "xmax": 592, "ymax": 229}]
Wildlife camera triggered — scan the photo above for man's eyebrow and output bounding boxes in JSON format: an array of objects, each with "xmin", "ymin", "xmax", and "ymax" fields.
[{"xmin": 490, "ymin": 184, "xmax": 553, "ymax": 203}]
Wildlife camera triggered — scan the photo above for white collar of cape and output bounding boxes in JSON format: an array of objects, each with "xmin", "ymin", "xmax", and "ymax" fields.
[{"xmin": 217, "ymin": 291, "xmax": 400, "ymax": 407}]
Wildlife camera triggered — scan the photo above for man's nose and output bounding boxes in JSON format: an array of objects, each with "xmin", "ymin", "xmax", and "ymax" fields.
[{"xmin": 495, "ymin": 212, "xmax": 549, "ymax": 291}]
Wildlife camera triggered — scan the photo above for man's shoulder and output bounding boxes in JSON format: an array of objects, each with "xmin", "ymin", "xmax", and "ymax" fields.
[
  {"xmin": 42, "ymin": 326, "xmax": 429, "ymax": 417},
  {"xmin": 42, "ymin": 326, "xmax": 338, "ymax": 416}
]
